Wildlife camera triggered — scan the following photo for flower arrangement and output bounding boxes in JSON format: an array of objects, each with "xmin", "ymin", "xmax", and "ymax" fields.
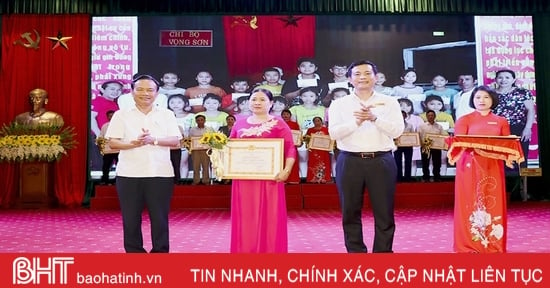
[
  {"xmin": 95, "ymin": 136, "xmax": 107, "ymax": 155},
  {"xmin": 0, "ymin": 122, "xmax": 77, "ymax": 162},
  {"xmin": 421, "ymin": 137, "xmax": 433, "ymax": 155},
  {"xmin": 302, "ymin": 135, "xmax": 311, "ymax": 147},
  {"xmin": 199, "ymin": 130, "xmax": 229, "ymax": 149},
  {"xmin": 199, "ymin": 129, "xmax": 229, "ymax": 181},
  {"xmin": 180, "ymin": 137, "xmax": 192, "ymax": 150}
]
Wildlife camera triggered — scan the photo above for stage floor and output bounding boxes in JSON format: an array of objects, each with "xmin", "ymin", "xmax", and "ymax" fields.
[
  {"xmin": 89, "ymin": 181, "xmax": 456, "ymax": 210},
  {"xmin": 1, "ymin": 202, "xmax": 549, "ymax": 253}
]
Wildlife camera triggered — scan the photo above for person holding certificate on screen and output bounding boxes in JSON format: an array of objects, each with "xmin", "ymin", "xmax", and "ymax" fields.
[
  {"xmin": 393, "ymin": 111, "xmax": 415, "ymax": 182},
  {"xmin": 281, "ymin": 109, "xmax": 301, "ymax": 184},
  {"xmin": 328, "ymin": 60, "xmax": 404, "ymax": 253},
  {"xmin": 451, "ymin": 85, "xmax": 513, "ymax": 253},
  {"xmin": 418, "ymin": 110, "xmax": 447, "ymax": 183},
  {"xmin": 229, "ymin": 88, "xmax": 296, "ymax": 253},
  {"xmin": 305, "ymin": 116, "xmax": 332, "ymax": 183}
]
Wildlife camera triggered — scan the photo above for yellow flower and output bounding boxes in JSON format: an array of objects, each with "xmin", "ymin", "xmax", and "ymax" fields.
[
  {"xmin": 421, "ymin": 137, "xmax": 433, "ymax": 155},
  {"xmin": 199, "ymin": 134, "xmax": 212, "ymax": 145},
  {"xmin": 199, "ymin": 130, "xmax": 228, "ymax": 150},
  {"xmin": 213, "ymin": 133, "xmax": 223, "ymax": 142},
  {"xmin": 180, "ymin": 137, "xmax": 192, "ymax": 149},
  {"xmin": 95, "ymin": 137, "xmax": 107, "ymax": 155},
  {"xmin": 0, "ymin": 122, "xmax": 77, "ymax": 162}
]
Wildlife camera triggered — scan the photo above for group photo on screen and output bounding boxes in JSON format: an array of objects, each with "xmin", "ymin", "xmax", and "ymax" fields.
[{"xmin": 89, "ymin": 15, "xmax": 537, "ymax": 183}]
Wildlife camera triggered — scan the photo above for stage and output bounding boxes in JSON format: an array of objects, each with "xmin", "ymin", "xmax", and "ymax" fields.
[
  {"xmin": 1, "ymin": 202, "xmax": 549, "ymax": 253},
  {"xmin": 3, "ymin": 180, "xmax": 548, "ymax": 253},
  {"xmin": 89, "ymin": 181, "xmax": 455, "ymax": 210}
]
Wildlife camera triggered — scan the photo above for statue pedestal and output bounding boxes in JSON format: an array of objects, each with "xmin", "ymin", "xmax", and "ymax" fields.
[{"xmin": 18, "ymin": 162, "xmax": 57, "ymax": 208}]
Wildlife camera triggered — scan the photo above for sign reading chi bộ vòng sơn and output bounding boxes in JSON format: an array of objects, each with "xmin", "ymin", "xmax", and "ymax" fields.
[{"xmin": 159, "ymin": 30, "xmax": 213, "ymax": 47}]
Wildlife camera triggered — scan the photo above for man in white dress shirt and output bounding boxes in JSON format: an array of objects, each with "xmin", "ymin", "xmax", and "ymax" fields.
[
  {"xmin": 106, "ymin": 75, "xmax": 181, "ymax": 253},
  {"xmin": 329, "ymin": 60, "xmax": 404, "ymax": 253}
]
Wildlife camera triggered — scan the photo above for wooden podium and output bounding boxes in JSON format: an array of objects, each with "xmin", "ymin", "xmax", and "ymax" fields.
[
  {"xmin": 447, "ymin": 135, "xmax": 524, "ymax": 168},
  {"xmin": 18, "ymin": 162, "xmax": 57, "ymax": 208}
]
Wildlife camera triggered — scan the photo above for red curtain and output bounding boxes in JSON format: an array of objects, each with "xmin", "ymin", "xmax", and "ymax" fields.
[
  {"xmin": 0, "ymin": 15, "xmax": 90, "ymax": 208},
  {"xmin": 223, "ymin": 15, "xmax": 316, "ymax": 80}
]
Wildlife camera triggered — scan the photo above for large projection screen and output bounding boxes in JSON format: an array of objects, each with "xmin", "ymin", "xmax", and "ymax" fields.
[{"xmin": 89, "ymin": 15, "xmax": 537, "ymax": 180}]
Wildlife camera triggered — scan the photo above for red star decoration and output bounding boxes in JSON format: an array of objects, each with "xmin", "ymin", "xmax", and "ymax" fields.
[
  {"xmin": 277, "ymin": 15, "xmax": 303, "ymax": 27},
  {"xmin": 46, "ymin": 31, "xmax": 72, "ymax": 50}
]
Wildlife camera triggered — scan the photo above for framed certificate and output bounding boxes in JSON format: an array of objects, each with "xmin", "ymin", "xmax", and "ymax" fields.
[
  {"xmin": 222, "ymin": 139, "xmax": 284, "ymax": 180},
  {"xmin": 307, "ymin": 134, "xmax": 335, "ymax": 151},
  {"xmin": 520, "ymin": 167, "xmax": 542, "ymax": 177},
  {"xmin": 190, "ymin": 136, "xmax": 210, "ymax": 151},
  {"xmin": 396, "ymin": 132, "xmax": 420, "ymax": 147},
  {"xmin": 425, "ymin": 134, "xmax": 448, "ymax": 150},
  {"xmin": 291, "ymin": 130, "xmax": 303, "ymax": 146}
]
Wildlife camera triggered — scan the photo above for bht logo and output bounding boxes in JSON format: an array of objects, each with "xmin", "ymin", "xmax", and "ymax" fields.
[{"xmin": 12, "ymin": 256, "xmax": 74, "ymax": 285}]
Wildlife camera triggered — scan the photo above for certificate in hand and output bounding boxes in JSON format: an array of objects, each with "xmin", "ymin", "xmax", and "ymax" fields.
[
  {"xmin": 425, "ymin": 134, "xmax": 448, "ymax": 150},
  {"xmin": 396, "ymin": 132, "xmax": 420, "ymax": 147},
  {"xmin": 190, "ymin": 136, "xmax": 210, "ymax": 151},
  {"xmin": 222, "ymin": 139, "xmax": 283, "ymax": 180},
  {"xmin": 307, "ymin": 134, "xmax": 335, "ymax": 151},
  {"xmin": 291, "ymin": 130, "xmax": 303, "ymax": 146}
]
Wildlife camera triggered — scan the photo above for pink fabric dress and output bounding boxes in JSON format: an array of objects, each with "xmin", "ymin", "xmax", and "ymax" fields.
[
  {"xmin": 452, "ymin": 111, "xmax": 511, "ymax": 253},
  {"xmin": 229, "ymin": 116, "xmax": 296, "ymax": 253}
]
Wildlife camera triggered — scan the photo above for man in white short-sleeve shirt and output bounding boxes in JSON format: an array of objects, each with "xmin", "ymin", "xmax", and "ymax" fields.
[{"xmin": 106, "ymin": 74, "xmax": 181, "ymax": 253}]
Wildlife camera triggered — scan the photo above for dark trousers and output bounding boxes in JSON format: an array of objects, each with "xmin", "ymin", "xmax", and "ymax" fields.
[
  {"xmin": 335, "ymin": 151, "xmax": 397, "ymax": 253},
  {"xmin": 89, "ymin": 133, "xmax": 103, "ymax": 171},
  {"xmin": 509, "ymin": 123, "xmax": 529, "ymax": 172},
  {"xmin": 101, "ymin": 153, "xmax": 118, "ymax": 183},
  {"xmin": 116, "ymin": 176, "xmax": 174, "ymax": 253},
  {"xmin": 170, "ymin": 149, "xmax": 181, "ymax": 182},
  {"xmin": 393, "ymin": 147, "xmax": 413, "ymax": 182},
  {"xmin": 421, "ymin": 149, "xmax": 442, "ymax": 180}
]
